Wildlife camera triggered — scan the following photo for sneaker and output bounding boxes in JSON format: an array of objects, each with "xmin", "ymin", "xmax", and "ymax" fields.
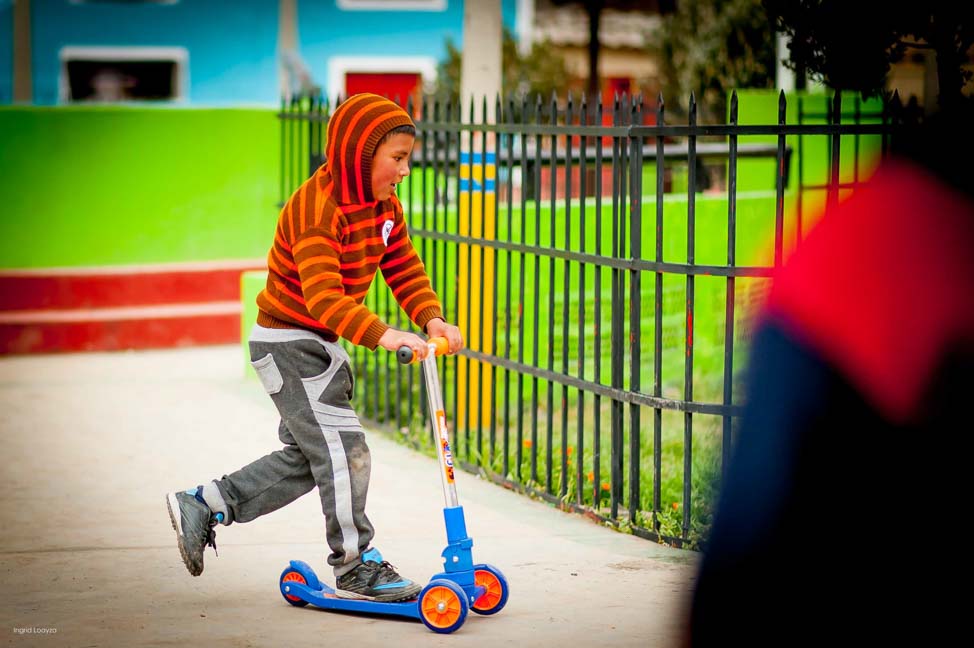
[
  {"xmin": 166, "ymin": 486, "xmax": 222, "ymax": 577},
  {"xmin": 335, "ymin": 548, "xmax": 422, "ymax": 602}
]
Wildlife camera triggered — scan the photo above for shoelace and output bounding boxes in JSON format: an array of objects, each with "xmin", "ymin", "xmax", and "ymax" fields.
[
  {"xmin": 205, "ymin": 518, "xmax": 219, "ymax": 557},
  {"xmin": 365, "ymin": 560, "xmax": 401, "ymax": 585}
]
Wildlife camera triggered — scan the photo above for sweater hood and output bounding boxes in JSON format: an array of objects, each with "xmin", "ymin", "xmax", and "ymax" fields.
[{"xmin": 324, "ymin": 93, "xmax": 415, "ymax": 205}]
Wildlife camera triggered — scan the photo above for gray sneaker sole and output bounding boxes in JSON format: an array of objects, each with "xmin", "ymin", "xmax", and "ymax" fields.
[
  {"xmin": 335, "ymin": 583, "xmax": 421, "ymax": 603},
  {"xmin": 166, "ymin": 493, "xmax": 203, "ymax": 577}
]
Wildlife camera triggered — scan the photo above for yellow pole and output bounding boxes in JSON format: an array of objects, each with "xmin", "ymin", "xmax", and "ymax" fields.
[
  {"xmin": 480, "ymin": 158, "xmax": 496, "ymax": 429},
  {"xmin": 457, "ymin": 0, "xmax": 501, "ymax": 460},
  {"xmin": 458, "ymin": 156, "xmax": 470, "ymax": 432},
  {"xmin": 457, "ymin": 151, "xmax": 496, "ymax": 440}
]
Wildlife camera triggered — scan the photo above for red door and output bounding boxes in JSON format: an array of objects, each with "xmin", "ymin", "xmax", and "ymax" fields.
[{"xmin": 345, "ymin": 72, "xmax": 421, "ymax": 110}]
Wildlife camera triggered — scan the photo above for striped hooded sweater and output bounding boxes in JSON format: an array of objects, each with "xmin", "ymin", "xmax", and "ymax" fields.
[{"xmin": 256, "ymin": 93, "xmax": 443, "ymax": 349}]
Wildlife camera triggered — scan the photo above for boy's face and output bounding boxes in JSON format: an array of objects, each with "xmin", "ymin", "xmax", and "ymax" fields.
[{"xmin": 371, "ymin": 133, "xmax": 415, "ymax": 201}]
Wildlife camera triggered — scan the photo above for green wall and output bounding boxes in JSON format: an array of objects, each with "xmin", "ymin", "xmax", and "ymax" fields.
[
  {"xmin": 733, "ymin": 90, "xmax": 886, "ymax": 236},
  {"xmin": 0, "ymin": 106, "xmax": 280, "ymax": 269}
]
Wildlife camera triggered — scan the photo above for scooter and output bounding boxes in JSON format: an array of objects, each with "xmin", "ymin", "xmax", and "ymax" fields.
[{"xmin": 277, "ymin": 337, "xmax": 509, "ymax": 634}]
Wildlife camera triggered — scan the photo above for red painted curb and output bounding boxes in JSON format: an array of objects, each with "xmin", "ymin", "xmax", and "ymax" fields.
[
  {"xmin": 0, "ymin": 312, "xmax": 241, "ymax": 354},
  {"xmin": 0, "ymin": 263, "xmax": 264, "ymax": 311},
  {"xmin": 0, "ymin": 262, "xmax": 263, "ymax": 354}
]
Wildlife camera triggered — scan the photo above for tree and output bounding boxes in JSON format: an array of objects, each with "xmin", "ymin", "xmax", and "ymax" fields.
[
  {"xmin": 550, "ymin": 0, "xmax": 676, "ymax": 102},
  {"xmin": 766, "ymin": 0, "xmax": 974, "ymax": 113},
  {"xmin": 907, "ymin": 4, "xmax": 974, "ymax": 113},
  {"xmin": 435, "ymin": 28, "xmax": 571, "ymax": 107},
  {"xmin": 648, "ymin": 0, "xmax": 777, "ymax": 122}
]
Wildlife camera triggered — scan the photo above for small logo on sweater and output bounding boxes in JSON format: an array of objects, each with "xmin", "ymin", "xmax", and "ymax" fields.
[{"xmin": 381, "ymin": 220, "xmax": 394, "ymax": 246}]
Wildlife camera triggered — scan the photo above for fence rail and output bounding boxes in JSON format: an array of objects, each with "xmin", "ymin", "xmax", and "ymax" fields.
[{"xmin": 278, "ymin": 90, "xmax": 905, "ymax": 548}]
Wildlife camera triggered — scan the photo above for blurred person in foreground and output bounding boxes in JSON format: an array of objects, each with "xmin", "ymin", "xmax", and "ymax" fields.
[{"xmin": 688, "ymin": 103, "xmax": 974, "ymax": 645}]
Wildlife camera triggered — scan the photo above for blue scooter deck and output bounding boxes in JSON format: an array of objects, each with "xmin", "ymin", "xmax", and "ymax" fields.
[{"xmin": 282, "ymin": 576, "xmax": 423, "ymax": 620}]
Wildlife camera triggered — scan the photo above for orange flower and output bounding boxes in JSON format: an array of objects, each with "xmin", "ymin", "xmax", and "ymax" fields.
[
  {"xmin": 586, "ymin": 471, "xmax": 594, "ymax": 482},
  {"xmin": 566, "ymin": 446, "xmax": 574, "ymax": 457},
  {"xmin": 523, "ymin": 439, "xmax": 533, "ymax": 449},
  {"xmin": 672, "ymin": 502, "xmax": 679, "ymax": 510},
  {"xmin": 601, "ymin": 482, "xmax": 610, "ymax": 492}
]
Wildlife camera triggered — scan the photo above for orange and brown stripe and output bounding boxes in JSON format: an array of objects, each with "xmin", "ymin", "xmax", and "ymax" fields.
[
  {"xmin": 256, "ymin": 94, "xmax": 442, "ymax": 350},
  {"xmin": 325, "ymin": 93, "xmax": 415, "ymax": 205}
]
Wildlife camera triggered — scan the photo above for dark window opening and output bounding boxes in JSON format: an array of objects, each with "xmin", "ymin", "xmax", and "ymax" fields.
[{"xmin": 66, "ymin": 60, "xmax": 177, "ymax": 102}]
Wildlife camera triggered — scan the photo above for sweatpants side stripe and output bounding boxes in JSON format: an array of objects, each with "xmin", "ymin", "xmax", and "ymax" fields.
[
  {"xmin": 315, "ymin": 418, "xmax": 365, "ymax": 435},
  {"xmin": 297, "ymin": 342, "xmax": 361, "ymax": 565},
  {"xmin": 313, "ymin": 422, "xmax": 360, "ymax": 562},
  {"xmin": 310, "ymin": 401, "xmax": 362, "ymax": 420}
]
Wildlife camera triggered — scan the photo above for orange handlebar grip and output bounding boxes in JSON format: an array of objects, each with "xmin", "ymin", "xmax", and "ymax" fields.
[
  {"xmin": 429, "ymin": 337, "xmax": 449, "ymax": 357},
  {"xmin": 396, "ymin": 337, "xmax": 451, "ymax": 365}
]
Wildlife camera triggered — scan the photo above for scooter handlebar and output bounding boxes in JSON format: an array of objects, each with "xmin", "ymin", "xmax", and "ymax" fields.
[{"xmin": 397, "ymin": 337, "xmax": 449, "ymax": 364}]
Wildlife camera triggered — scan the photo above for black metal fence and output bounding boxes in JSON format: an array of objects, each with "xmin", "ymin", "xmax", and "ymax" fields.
[{"xmin": 278, "ymin": 91, "xmax": 902, "ymax": 548}]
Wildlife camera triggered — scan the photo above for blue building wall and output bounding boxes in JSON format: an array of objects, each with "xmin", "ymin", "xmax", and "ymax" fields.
[
  {"xmin": 29, "ymin": 0, "xmax": 279, "ymax": 105},
  {"xmin": 296, "ymin": 0, "xmax": 518, "ymax": 99},
  {"xmin": 298, "ymin": 0, "xmax": 462, "ymax": 92},
  {"xmin": 1, "ymin": 1, "xmax": 12, "ymax": 104},
  {"xmin": 11, "ymin": 0, "xmax": 520, "ymax": 106}
]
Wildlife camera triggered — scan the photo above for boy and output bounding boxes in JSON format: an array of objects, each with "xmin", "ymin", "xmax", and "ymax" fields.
[{"xmin": 166, "ymin": 93, "xmax": 463, "ymax": 602}]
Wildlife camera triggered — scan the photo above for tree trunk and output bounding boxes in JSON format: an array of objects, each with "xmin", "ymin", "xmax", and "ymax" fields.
[
  {"xmin": 13, "ymin": 0, "xmax": 31, "ymax": 102},
  {"xmin": 586, "ymin": 0, "xmax": 601, "ymax": 100},
  {"xmin": 927, "ymin": 12, "xmax": 968, "ymax": 116},
  {"xmin": 934, "ymin": 42, "xmax": 964, "ymax": 115}
]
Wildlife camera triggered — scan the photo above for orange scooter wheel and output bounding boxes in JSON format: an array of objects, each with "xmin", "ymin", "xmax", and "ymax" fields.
[
  {"xmin": 419, "ymin": 579, "xmax": 468, "ymax": 633},
  {"xmin": 280, "ymin": 569, "xmax": 310, "ymax": 607},
  {"xmin": 472, "ymin": 564, "xmax": 509, "ymax": 615}
]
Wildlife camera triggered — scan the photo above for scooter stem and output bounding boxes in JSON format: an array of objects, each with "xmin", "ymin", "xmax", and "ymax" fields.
[{"xmin": 420, "ymin": 342, "xmax": 459, "ymax": 509}]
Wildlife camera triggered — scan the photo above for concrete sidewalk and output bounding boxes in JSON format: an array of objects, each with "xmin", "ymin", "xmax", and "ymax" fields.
[{"xmin": 0, "ymin": 346, "xmax": 697, "ymax": 647}]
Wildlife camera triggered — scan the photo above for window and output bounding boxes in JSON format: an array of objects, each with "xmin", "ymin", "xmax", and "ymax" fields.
[{"xmin": 60, "ymin": 47, "xmax": 187, "ymax": 103}]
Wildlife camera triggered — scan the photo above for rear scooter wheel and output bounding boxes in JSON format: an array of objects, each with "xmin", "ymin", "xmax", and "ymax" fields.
[
  {"xmin": 471, "ymin": 564, "xmax": 509, "ymax": 615},
  {"xmin": 279, "ymin": 568, "xmax": 310, "ymax": 607},
  {"xmin": 419, "ymin": 579, "xmax": 468, "ymax": 634}
]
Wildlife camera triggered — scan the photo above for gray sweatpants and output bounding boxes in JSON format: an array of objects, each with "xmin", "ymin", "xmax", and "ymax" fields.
[{"xmin": 213, "ymin": 325, "xmax": 374, "ymax": 576}]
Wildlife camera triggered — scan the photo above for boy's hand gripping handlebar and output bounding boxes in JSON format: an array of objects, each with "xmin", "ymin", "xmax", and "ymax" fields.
[{"xmin": 396, "ymin": 337, "xmax": 450, "ymax": 364}]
